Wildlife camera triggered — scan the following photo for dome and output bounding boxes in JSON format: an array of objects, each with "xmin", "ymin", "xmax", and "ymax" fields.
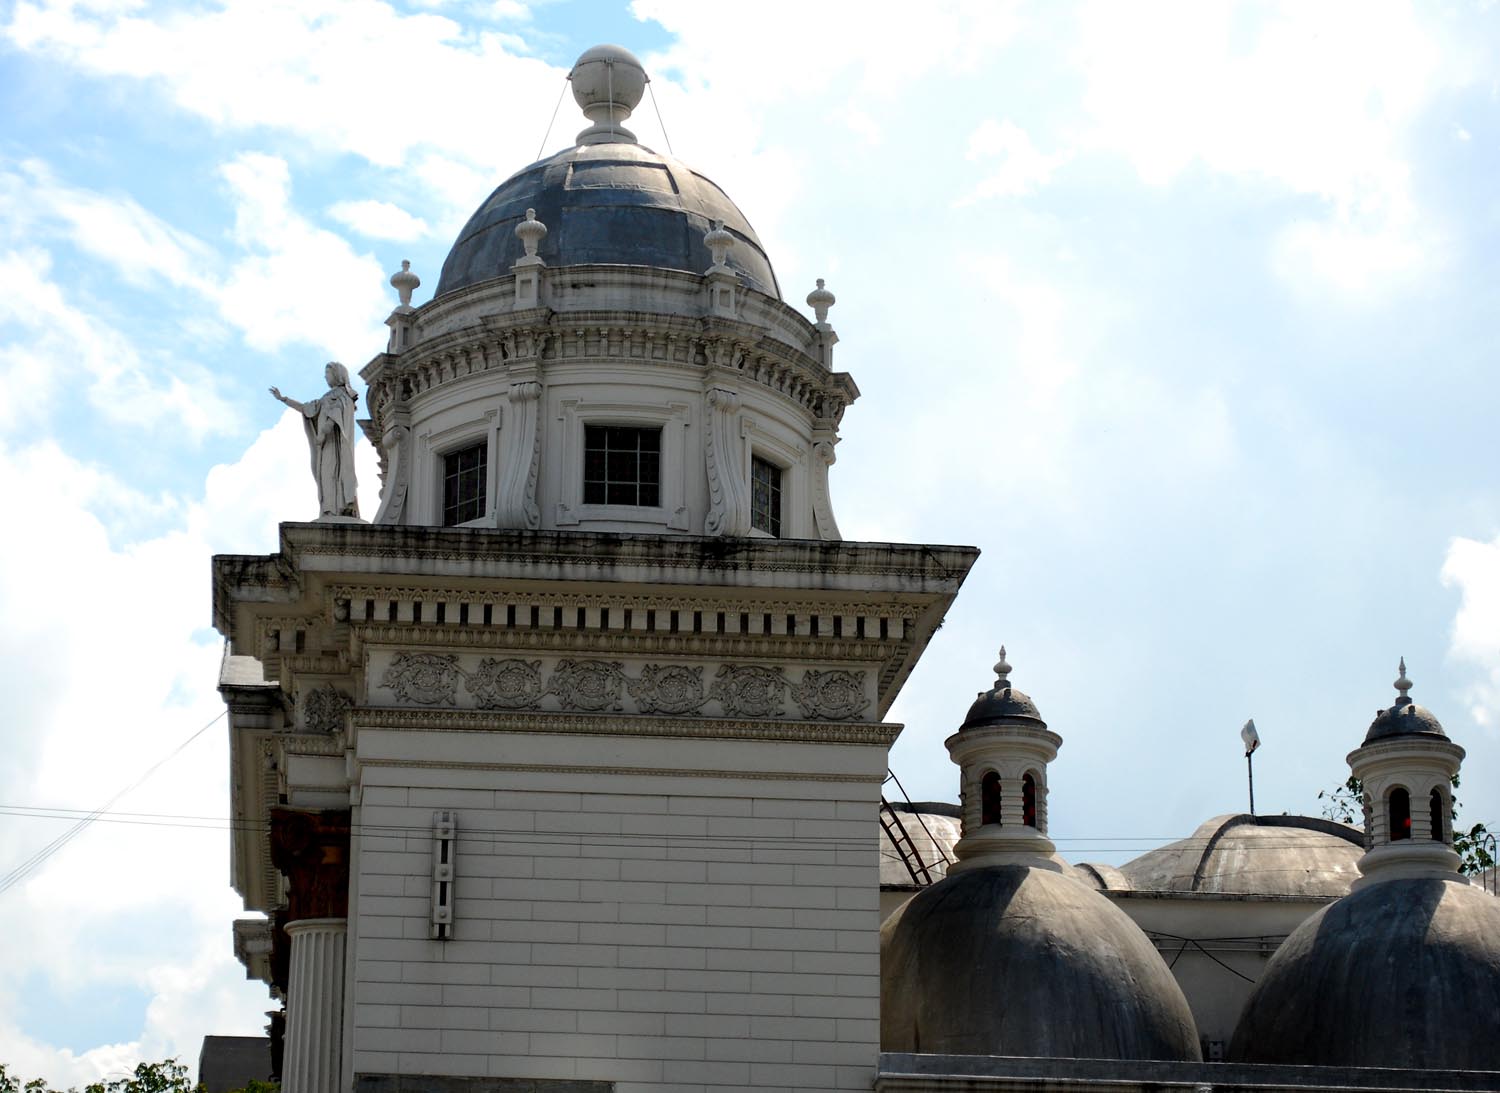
[
  {"xmin": 1228, "ymin": 877, "xmax": 1500, "ymax": 1068},
  {"xmin": 881, "ymin": 866, "xmax": 1201, "ymax": 1060},
  {"xmin": 1364, "ymin": 657, "xmax": 1447, "ymax": 743},
  {"xmin": 434, "ymin": 142, "xmax": 780, "ymax": 299},
  {"xmin": 960, "ymin": 647, "xmax": 1045, "ymax": 730},
  {"xmin": 1364, "ymin": 697, "xmax": 1447, "ymax": 743},
  {"xmin": 879, "ymin": 802, "xmax": 960, "ymax": 886},
  {"xmin": 1118, "ymin": 814, "xmax": 1364, "ymax": 899}
]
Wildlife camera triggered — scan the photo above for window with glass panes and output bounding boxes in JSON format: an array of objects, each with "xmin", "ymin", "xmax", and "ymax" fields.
[
  {"xmin": 442, "ymin": 443, "xmax": 487, "ymax": 526},
  {"xmin": 583, "ymin": 425, "xmax": 661, "ymax": 507},
  {"xmin": 751, "ymin": 455, "xmax": 782, "ymax": 536}
]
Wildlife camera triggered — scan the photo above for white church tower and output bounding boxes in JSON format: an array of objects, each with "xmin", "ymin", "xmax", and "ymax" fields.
[{"xmin": 215, "ymin": 46, "xmax": 977, "ymax": 1093}]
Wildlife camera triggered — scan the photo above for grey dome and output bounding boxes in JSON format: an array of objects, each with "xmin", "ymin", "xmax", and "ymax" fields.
[
  {"xmin": 960, "ymin": 684, "xmax": 1044, "ymax": 730},
  {"xmin": 1365, "ymin": 696, "xmax": 1447, "ymax": 744},
  {"xmin": 881, "ymin": 866, "xmax": 1201, "ymax": 1060},
  {"xmin": 1229, "ymin": 877, "xmax": 1500, "ymax": 1068},
  {"xmin": 1119, "ymin": 814, "xmax": 1363, "ymax": 899},
  {"xmin": 435, "ymin": 142, "xmax": 780, "ymax": 299}
]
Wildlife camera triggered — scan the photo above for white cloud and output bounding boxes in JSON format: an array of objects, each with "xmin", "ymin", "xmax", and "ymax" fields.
[
  {"xmin": 328, "ymin": 198, "xmax": 432, "ymax": 241},
  {"xmin": 1072, "ymin": 0, "xmax": 1473, "ymax": 298},
  {"xmin": 957, "ymin": 119, "xmax": 1070, "ymax": 204},
  {"xmin": 1441, "ymin": 534, "xmax": 1500, "ymax": 731},
  {"xmin": 216, "ymin": 153, "xmax": 390, "ymax": 358},
  {"xmin": 6, "ymin": 0, "xmax": 562, "ymax": 173},
  {"xmin": 0, "ymin": 248, "xmax": 236, "ymax": 438}
]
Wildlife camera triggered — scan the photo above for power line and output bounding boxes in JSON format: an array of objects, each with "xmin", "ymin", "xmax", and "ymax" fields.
[{"xmin": 0, "ymin": 709, "xmax": 225, "ymax": 897}]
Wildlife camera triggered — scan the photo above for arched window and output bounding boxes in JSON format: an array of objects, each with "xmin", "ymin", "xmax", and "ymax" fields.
[
  {"xmin": 1022, "ymin": 772, "xmax": 1037, "ymax": 828},
  {"xmin": 1430, "ymin": 787, "xmax": 1445, "ymax": 842},
  {"xmin": 1389, "ymin": 787, "xmax": 1411, "ymax": 842},
  {"xmin": 981, "ymin": 771, "xmax": 1002, "ymax": 826}
]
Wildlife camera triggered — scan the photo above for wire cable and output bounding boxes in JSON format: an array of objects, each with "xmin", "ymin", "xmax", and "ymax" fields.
[
  {"xmin": 0, "ymin": 709, "xmax": 225, "ymax": 897},
  {"xmin": 536, "ymin": 74, "xmax": 571, "ymax": 162},
  {"xmin": 646, "ymin": 77, "xmax": 674, "ymax": 157}
]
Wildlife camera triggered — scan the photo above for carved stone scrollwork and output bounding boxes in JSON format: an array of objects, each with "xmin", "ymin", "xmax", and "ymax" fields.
[
  {"xmin": 809, "ymin": 437, "xmax": 842, "ymax": 541},
  {"xmin": 466, "ymin": 657, "xmax": 544, "ymax": 710},
  {"xmin": 792, "ymin": 669, "xmax": 869, "ymax": 720},
  {"xmin": 496, "ymin": 380, "xmax": 543, "ymax": 530},
  {"xmin": 703, "ymin": 385, "xmax": 750, "ymax": 537},
  {"xmin": 301, "ymin": 684, "xmax": 351, "ymax": 734},
  {"xmin": 545, "ymin": 659, "xmax": 628, "ymax": 711},
  {"xmin": 373, "ymin": 421, "xmax": 410, "ymax": 524},
  {"xmin": 709, "ymin": 664, "xmax": 789, "ymax": 717},
  {"xmin": 628, "ymin": 664, "xmax": 707, "ymax": 715},
  {"xmin": 381, "ymin": 652, "xmax": 462, "ymax": 705}
]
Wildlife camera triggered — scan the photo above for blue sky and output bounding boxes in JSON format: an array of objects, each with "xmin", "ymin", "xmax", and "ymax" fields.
[{"xmin": 2, "ymin": 0, "xmax": 1500, "ymax": 1081}]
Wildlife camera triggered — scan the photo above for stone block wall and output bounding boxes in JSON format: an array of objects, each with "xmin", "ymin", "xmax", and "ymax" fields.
[{"xmin": 344, "ymin": 726, "xmax": 886, "ymax": 1093}]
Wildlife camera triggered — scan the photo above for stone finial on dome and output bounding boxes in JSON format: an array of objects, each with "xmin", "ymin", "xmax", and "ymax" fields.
[
  {"xmin": 390, "ymin": 259, "xmax": 420, "ymax": 309},
  {"xmin": 1394, "ymin": 657, "xmax": 1412, "ymax": 706},
  {"xmin": 570, "ymin": 44, "xmax": 647, "ymax": 146},
  {"xmin": 993, "ymin": 646, "xmax": 1012, "ymax": 687},
  {"xmin": 704, "ymin": 220, "xmax": 734, "ymax": 271},
  {"xmin": 807, "ymin": 278, "xmax": 836, "ymax": 324},
  {"xmin": 515, "ymin": 209, "xmax": 547, "ymax": 260}
]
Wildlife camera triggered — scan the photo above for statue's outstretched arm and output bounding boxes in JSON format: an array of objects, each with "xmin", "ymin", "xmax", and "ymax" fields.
[{"xmin": 269, "ymin": 387, "xmax": 309, "ymax": 415}]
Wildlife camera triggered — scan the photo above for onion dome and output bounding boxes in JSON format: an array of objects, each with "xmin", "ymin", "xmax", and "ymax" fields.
[
  {"xmin": 960, "ymin": 647, "xmax": 1045, "ymax": 730},
  {"xmin": 881, "ymin": 866, "xmax": 1201, "ymax": 1060},
  {"xmin": 1227, "ymin": 876, "xmax": 1500, "ymax": 1068},
  {"xmin": 1117, "ymin": 814, "xmax": 1363, "ymax": 899},
  {"xmin": 1364, "ymin": 657, "xmax": 1447, "ymax": 743},
  {"xmin": 435, "ymin": 45, "xmax": 778, "ymax": 300}
]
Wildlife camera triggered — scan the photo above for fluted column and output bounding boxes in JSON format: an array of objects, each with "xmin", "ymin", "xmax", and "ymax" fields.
[{"xmin": 282, "ymin": 918, "xmax": 346, "ymax": 1093}]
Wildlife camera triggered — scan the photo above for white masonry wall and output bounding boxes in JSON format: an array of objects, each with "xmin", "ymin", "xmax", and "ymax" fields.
[{"xmin": 344, "ymin": 726, "xmax": 886, "ymax": 1093}]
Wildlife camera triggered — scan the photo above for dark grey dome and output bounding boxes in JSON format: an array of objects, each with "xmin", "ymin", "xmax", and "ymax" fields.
[
  {"xmin": 881, "ymin": 866, "xmax": 1201, "ymax": 1060},
  {"xmin": 1119, "ymin": 814, "xmax": 1363, "ymax": 898},
  {"xmin": 1365, "ymin": 696, "xmax": 1447, "ymax": 744},
  {"xmin": 961, "ymin": 683, "xmax": 1045, "ymax": 730},
  {"xmin": 1229, "ymin": 877, "xmax": 1500, "ymax": 1069},
  {"xmin": 435, "ymin": 142, "xmax": 780, "ymax": 299}
]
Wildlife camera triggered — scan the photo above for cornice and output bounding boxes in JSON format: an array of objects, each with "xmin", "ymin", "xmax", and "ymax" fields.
[
  {"xmin": 356, "ymin": 757, "xmax": 882, "ymax": 782},
  {"xmin": 353, "ymin": 705, "xmax": 901, "ymax": 747}
]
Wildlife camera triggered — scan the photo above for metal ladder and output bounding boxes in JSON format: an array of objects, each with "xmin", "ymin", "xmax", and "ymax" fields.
[{"xmin": 879, "ymin": 769, "xmax": 951, "ymax": 886}]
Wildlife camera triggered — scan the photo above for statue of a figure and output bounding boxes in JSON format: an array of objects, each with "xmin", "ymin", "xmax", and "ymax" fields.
[{"xmin": 270, "ymin": 362, "xmax": 360, "ymax": 520}]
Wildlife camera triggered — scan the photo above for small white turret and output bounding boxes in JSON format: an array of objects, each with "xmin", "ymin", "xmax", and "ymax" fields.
[
  {"xmin": 945, "ymin": 647, "xmax": 1064, "ymax": 874},
  {"xmin": 1348, "ymin": 659, "xmax": 1466, "ymax": 888}
]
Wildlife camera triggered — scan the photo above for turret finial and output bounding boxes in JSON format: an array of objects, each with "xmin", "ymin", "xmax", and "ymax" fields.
[
  {"xmin": 806, "ymin": 278, "xmax": 836, "ymax": 324},
  {"xmin": 704, "ymin": 220, "xmax": 734, "ymax": 270},
  {"xmin": 390, "ymin": 259, "xmax": 420, "ymax": 308},
  {"xmin": 1395, "ymin": 657, "xmax": 1412, "ymax": 705},
  {"xmin": 516, "ymin": 208, "xmax": 548, "ymax": 259},
  {"xmin": 994, "ymin": 646, "xmax": 1012, "ymax": 687}
]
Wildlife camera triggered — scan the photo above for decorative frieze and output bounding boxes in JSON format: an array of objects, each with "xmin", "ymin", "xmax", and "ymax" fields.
[
  {"xmin": 369, "ymin": 650, "xmax": 872, "ymax": 722},
  {"xmin": 708, "ymin": 664, "xmax": 789, "ymax": 717},
  {"xmin": 300, "ymin": 684, "xmax": 352, "ymax": 734}
]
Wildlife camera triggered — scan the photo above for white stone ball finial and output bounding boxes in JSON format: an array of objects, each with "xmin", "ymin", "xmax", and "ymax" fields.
[
  {"xmin": 516, "ymin": 208, "xmax": 547, "ymax": 258},
  {"xmin": 994, "ymin": 646, "xmax": 1012, "ymax": 687},
  {"xmin": 390, "ymin": 259, "xmax": 419, "ymax": 308},
  {"xmin": 1395, "ymin": 657, "xmax": 1412, "ymax": 703},
  {"xmin": 704, "ymin": 220, "xmax": 734, "ymax": 270},
  {"xmin": 807, "ymin": 278, "xmax": 836, "ymax": 324},
  {"xmin": 570, "ymin": 44, "xmax": 646, "ymax": 145}
]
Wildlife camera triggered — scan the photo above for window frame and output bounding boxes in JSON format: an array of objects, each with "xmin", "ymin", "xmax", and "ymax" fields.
[
  {"xmin": 750, "ymin": 454, "xmax": 785, "ymax": 538},
  {"xmin": 583, "ymin": 424, "xmax": 664, "ymax": 509},
  {"xmin": 440, "ymin": 441, "xmax": 490, "ymax": 527},
  {"xmin": 554, "ymin": 399, "xmax": 691, "ymax": 529}
]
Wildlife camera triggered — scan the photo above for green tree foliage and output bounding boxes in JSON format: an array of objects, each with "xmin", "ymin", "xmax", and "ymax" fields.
[
  {"xmin": 0, "ymin": 1062, "xmax": 276, "ymax": 1093},
  {"xmin": 1318, "ymin": 774, "xmax": 1495, "ymax": 876}
]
